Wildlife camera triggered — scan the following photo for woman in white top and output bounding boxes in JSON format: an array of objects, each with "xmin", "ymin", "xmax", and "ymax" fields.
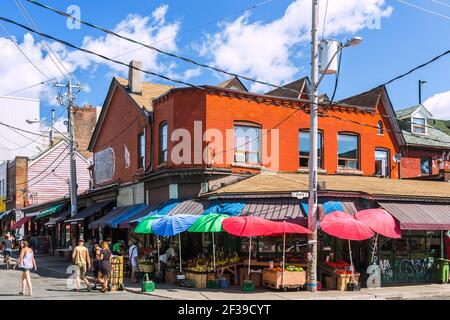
[{"xmin": 18, "ymin": 240, "xmax": 37, "ymax": 296}]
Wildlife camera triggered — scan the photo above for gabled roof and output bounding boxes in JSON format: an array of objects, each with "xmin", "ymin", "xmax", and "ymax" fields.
[
  {"xmin": 395, "ymin": 104, "xmax": 433, "ymax": 120},
  {"xmin": 88, "ymin": 77, "xmax": 173, "ymax": 151},
  {"xmin": 340, "ymin": 86, "xmax": 406, "ymax": 147},
  {"xmin": 217, "ymin": 77, "xmax": 248, "ymax": 92},
  {"xmin": 115, "ymin": 77, "xmax": 173, "ymax": 112},
  {"xmin": 265, "ymin": 77, "xmax": 310, "ymax": 99},
  {"xmin": 28, "ymin": 139, "xmax": 89, "ymax": 167}
]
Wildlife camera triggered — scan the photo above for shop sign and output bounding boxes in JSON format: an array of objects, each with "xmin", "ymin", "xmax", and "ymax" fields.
[{"xmin": 291, "ymin": 192, "xmax": 309, "ymax": 199}]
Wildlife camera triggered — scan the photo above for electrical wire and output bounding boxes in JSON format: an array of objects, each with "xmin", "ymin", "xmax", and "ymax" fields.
[
  {"xmin": 432, "ymin": 0, "xmax": 450, "ymax": 9},
  {"xmin": 0, "ymin": 22, "xmax": 50, "ymax": 80},
  {"xmin": 0, "ymin": 77, "xmax": 58, "ymax": 97},
  {"xmin": 15, "ymin": 0, "xmax": 72, "ymax": 79},
  {"xmin": 320, "ymin": 0, "xmax": 329, "ymax": 41},
  {"xmin": 25, "ymin": 0, "xmax": 305, "ymax": 97},
  {"xmin": 397, "ymin": 0, "xmax": 450, "ymax": 21}
]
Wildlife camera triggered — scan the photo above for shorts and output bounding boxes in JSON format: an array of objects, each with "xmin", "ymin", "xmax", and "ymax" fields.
[
  {"xmin": 131, "ymin": 257, "xmax": 138, "ymax": 272},
  {"xmin": 75, "ymin": 263, "xmax": 87, "ymax": 278},
  {"xmin": 3, "ymin": 250, "xmax": 11, "ymax": 257},
  {"xmin": 20, "ymin": 267, "xmax": 32, "ymax": 272}
]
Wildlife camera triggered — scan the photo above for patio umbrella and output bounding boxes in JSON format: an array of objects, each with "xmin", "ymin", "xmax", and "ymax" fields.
[
  {"xmin": 134, "ymin": 214, "xmax": 164, "ymax": 273},
  {"xmin": 355, "ymin": 208, "xmax": 401, "ymax": 264},
  {"xmin": 265, "ymin": 221, "xmax": 312, "ymax": 287},
  {"xmin": 223, "ymin": 216, "xmax": 276, "ymax": 280},
  {"xmin": 320, "ymin": 211, "xmax": 375, "ymax": 283},
  {"xmin": 152, "ymin": 214, "xmax": 201, "ymax": 273},
  {"xmin": 187, "ymin": 213, "xmax": 229, "ymax": 272}
]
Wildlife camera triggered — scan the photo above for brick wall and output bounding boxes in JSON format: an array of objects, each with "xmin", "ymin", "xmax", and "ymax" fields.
[
  {"xmin": 73, "ymin": 105, "xmax": 98, "ymax": 159},
  {"xmin": 401, "ymin": 147, "xmax": 449, "ymax": 179},
  {"xmin": 6, "ymin": 157, "xmax": 28, "ymax": 210}
]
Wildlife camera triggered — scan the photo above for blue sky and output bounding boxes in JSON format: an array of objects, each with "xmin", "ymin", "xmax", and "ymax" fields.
[{"xmin": 0, "ymin": 0, "xmax": 450, "ymax": 124}]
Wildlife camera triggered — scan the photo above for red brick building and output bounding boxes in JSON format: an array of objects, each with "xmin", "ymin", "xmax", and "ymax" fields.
[{"xmin": 88, "ymin": 61, "xmax": 407, "ymax": 206}]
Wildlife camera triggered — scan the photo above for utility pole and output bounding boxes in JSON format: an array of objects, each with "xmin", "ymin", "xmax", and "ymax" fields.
[
  {"xmin": 55, "ymin": 80, "xmax": 83, "ymax": 217},
  {"xmin": 306, "ymin": 0, "xmax": 319, "ymax": 293},
  {"xmin": 418, "ymin": 80, "xmax": 427, "ymax": 105},
  {"xmin": 49, "ymin": 107, "xmax": 55, "ymax": 147}
]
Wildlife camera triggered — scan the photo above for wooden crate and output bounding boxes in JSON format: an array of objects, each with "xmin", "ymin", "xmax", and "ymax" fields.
[
  {"xmin": 165, "ymin": 270, "xmax": 176, "ymax": 284},
  {"xmin": 325, "ymin": 276, "xmax": 336, "ymax": 290},
  {"xmin": 239, "ymin": 268, "xmax": 262, "ymax": 287},
  {"xmin": 138, "ymin": 263, "xmax": 155, "ymax": 273},
  {"xmin": 336, "ymin": 273, "xmax": 360, "ymax": 291},
  {"xmin": 186, "ymin": 272, "xmax": 207, "ymax": 288},
  {"xmin": 262, "ymin": 269, "xmax": 306, "ymax": 289}
]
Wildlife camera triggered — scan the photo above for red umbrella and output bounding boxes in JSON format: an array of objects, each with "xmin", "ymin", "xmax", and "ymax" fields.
[
  {"xmin": 355, "ymin": 208, "xmax": 401, "ymax": 265},
  {"xmin": 223, "ymin": 216, "xmax": 276, "ymax": 280},
  {"xmin": 320, "ymin": 211, "xmax": 375, "ymax": 284},
  {"xmin": 355, "ymin": 209, "xmax": 401, "ymax": 239},
  {"xmin": 320, "ymin": 211, "xmax": 374, "ymax": 241},
  {"xmin": 222, "ymin": 216, "xmax": 276, "ymax": 237},
  {"xmin": 265, "ymin": 221, "xmax": 312, "ymax": 288}
]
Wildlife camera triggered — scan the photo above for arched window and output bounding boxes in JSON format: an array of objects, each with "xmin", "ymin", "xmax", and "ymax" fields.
[{"xmin": 377, "ymin": 121, "xmax": 383, "ymax": 135}]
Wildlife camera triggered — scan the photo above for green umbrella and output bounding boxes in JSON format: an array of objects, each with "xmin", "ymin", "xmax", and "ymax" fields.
[
  {"xmin": 188, "ymin": 214, "xmax": 229, "ymax": 273},
  {"xmin": 134, "ymin": 214, "xmax": 164, "ymax": 274},
  {"xmin": 134, "ymin": 214, "xmax": 164, "ymax": 234}
]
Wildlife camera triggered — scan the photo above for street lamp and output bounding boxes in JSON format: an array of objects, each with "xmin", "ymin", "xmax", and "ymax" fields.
[{"xmin": 26, "ymin": 119, "xmax": 70, "ymax": 143}]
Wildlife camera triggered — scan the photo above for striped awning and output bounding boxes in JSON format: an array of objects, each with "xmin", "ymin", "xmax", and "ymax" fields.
[
  {"xmin": 118, "ymin": 204, "xmax": 159, "ymax": 228},
  {"xmin": 378, "ymin": 201, "xmax": 450, "ymax": 230},
  {"xmin": 168, "ymin": 200, "xmax": 209, "ymax": 216},
  {"xmin": 44, "ymin": 209, "xmax": 71, "ymax": 227},
  {"xmin": 37, "ymin": 204, "xmax": 65, "ymax": 220},
  {"xmin": 241, "ymin": 198, "xmax": 304, "ymax": 221},
  {"xmin": 88, "ymin": 203, "xmax": 147, "ymax": 229},
  {"xmin": 65, "ymin": 201, "xmax": 113, "ymax": 224}
]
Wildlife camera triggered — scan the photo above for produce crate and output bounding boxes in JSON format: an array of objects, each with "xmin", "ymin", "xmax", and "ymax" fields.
[
  {"xmin": 185, "ymin": 272, "xmax": 208, "ymax": 288},
  {"xmin": 239, "ymin": 268, "xmax": 262, "ymax": 287},
  {"xmin": 325, "ymin": 276, "xmax": 336, "ymax": 290},
  {"xmin": 138, "ymin": 263, "xmax": 155, "ymax": 273},
  {"xmin": 262, "ymin": 269, "xmax": 306, "ymax": 290},
  {"xmin": 207, "ymin": 273, "xmax": 217, "ymax": 281},
  {"xmin": 336, "ymin": 273, "xmax": 360, "ymax": 291},
  {"xmin": 165, "ymin": 270, "xmax": 176, "ymax": 284}
]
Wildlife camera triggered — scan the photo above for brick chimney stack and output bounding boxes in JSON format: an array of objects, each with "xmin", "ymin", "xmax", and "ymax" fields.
[
  {"xmin": 128, "ymin": 60, "xmax": 143, "ymax": 94},
  {"xmin": 73, "ymin": 104, "xmax": 98, "ymax": 160}
]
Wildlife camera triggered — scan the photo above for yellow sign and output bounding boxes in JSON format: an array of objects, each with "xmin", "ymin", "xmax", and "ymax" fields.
[{"xmin": 0, "ymin": 196, "xmax": 5, "ymax": 212}]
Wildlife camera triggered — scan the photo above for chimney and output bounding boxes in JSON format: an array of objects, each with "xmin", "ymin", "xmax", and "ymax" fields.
[{"xmin": 128, "ymin": 60, "xmax": 143, "ymax": 94}]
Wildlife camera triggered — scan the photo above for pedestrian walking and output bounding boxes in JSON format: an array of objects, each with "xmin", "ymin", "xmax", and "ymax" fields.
[
  {"xmin": 99, "ymin": 241, "xmax": 112, "ymax": 293},
  {"xmin": 18, "ymin": 240, "xmax": 36, "ymax": 296},
  {"xmin": 128, "ymin": 240, "xmax": 139, "ymax": 284},
  {"xmin": 2, "ymin": 232, "xmax": 13, "ymax": 270},
  {"xmin": 92, "ymin": 243, "xmax": 102, "ymax": 290},
  {"xmin": 72, "ymin": 238, "xmax": 91, "ymax": 292}
]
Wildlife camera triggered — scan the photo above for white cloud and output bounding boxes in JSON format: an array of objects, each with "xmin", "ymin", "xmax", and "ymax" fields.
[
  {"xmin": 197, "ymin": 0, "xmax": 393, "ymax": 92},
  {"xmin": 423, "ymin": 91, "xmax": 450, "ymax": 120},
  {"xmin": 67, "ymin": 5, "xmax": 179, "ymax": 77}
]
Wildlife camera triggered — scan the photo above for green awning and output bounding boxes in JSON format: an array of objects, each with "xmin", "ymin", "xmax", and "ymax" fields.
[{"xmin": 37, "ymin": 204, "xmax": 65, "ymax": 220}]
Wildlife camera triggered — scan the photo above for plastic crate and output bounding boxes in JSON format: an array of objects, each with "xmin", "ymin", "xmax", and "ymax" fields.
[
  {"xmin": 242, "ymin": 280, "xmax": 255, "ymax": 292},
  {"xmin": 207, "ymin": 279, "xmax": 220, "ymax": 289},
  {"xmin": 219, "ymin": 278, "xmax": 230, "ymax": 288},
  {"xmin": 433, "ymin": 258, "xmax": 449, "ymax": 284}
]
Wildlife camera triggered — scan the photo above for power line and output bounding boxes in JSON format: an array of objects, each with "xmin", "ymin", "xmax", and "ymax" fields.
[
  {"xmin": 0, "ymin": 77, "xmax": 58, "ymax": 96},
  {"xmin": 14, "ymin": 0, "xmax": 71, "ymax": 79},
  {"xmin": 111, "ymin": 0, "xmax": 274, "ymax": 60},
  {"xmin": 320, "ymin": 0, "xmax": 329, "ymax": 41},
  {"xmin": 432, "ymin": 0, "xmax": 450, "ymax": 9},
  {"xmin": 0, "ymin": 121, "xmax": 43, "ymax": 136},
  {"xmin": 398, "ymin": 0, "xmax": 450, "ymax": 21},
  {"xmin": 26, "ymin": 0, "xmax": 305, "ymax": 97},
  {"xmin": 0, "ymin": 22, "xmax": 50, "ymax": 80}
]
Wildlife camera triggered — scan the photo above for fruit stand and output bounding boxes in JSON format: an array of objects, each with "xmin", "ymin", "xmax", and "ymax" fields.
[
  {"xmin": 262, "ymin": 266, "xmax": 306, "ymax": 290},
  {"xmin": 320, "ymin": 260, "xmax": 360, "ymax": 291},
  {"xmin": 186, "ymin": 256, "xmax": 241, "ymax": 287}
]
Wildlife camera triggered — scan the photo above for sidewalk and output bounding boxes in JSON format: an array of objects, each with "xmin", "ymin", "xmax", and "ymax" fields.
[{"xmin": 4, "ymin": 253, "xmax": 450, "ymax": 300}]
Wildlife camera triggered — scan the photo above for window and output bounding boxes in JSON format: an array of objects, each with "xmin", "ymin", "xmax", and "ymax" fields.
[
  {"xmin": 299, "ymin": 130, "xmax": 323, "ymax": 168},
  {"xmin": 375, "ymin": 148, "xmax": 390, "ymax": 177},
  {"xmin": 159, "ymin": 122, "xmax": 168, "ymax": 164},
  {"xmin": 420, "ymin": 157, "xmax": 432, "ymax": 175},
  {"xmin": 234, "ymin": 123, "xmax": 261, "ymax": 164},
  {"xmin": 412, "ymin": 117, "xmax": 426, "ymax": 134},
  {"xmin": 137, "ymin": 132, "xmax": 145, "ymax": 168},
  {"xmin": 377, "ymin": 121, "xmax": 384, "ymax": 135},
  {"xmin": 337, "ymin": 133, "xmax": 359, "ymax": 169}
]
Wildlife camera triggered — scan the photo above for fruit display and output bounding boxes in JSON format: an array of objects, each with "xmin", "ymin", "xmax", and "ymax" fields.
[
  {"xmin": 324, "ymin": 260, "xmax": 351, "ymax": 269},
  {"xmin": 285, "ymin": 265, "xmax": 304, "ymax": 272},
  {"xmin": 186, "ymin": 256, "xmax": 242, "ymax": 273}
]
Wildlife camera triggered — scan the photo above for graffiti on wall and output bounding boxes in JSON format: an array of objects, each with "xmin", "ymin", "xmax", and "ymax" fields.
[
  {"xmin": 378, "ymin": 258, "xmax": 394, "ymax": 282},
  {"xmin": 397, "ymin": 258, "xmax": 434, "ymax": 282},
  {"xmin": 124, "ymin": 144, "xmax": 130, "ymax": 168},
  {"xmin": 94, "ymin": 147, "xmax": 115, "ymax": 184}
]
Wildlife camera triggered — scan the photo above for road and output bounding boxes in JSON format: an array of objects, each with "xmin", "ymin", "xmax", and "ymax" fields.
[{"xmin": 0, "ymin": 254, "xmax": 168, "ymax": 300}]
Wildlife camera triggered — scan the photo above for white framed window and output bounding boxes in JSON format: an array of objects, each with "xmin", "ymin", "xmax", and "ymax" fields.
[
  {"xmin": 234, "ymin": 123, "xmax": 261, "ymax": 165},
  {"xmin": 338, "ymin": 133, "xmax": 359, "ymax": 170},
  {"xmin": 412, "ymin": 117, "xmax": 426, "ymax": 134}
]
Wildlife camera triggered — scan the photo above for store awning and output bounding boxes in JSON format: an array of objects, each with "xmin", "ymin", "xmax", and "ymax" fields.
[
  {"xmin": 169, "ymin": 200, "xmax": 210, "ymax": 216},
  {"xmin": 301, "ymin": 198, "xmax": 364, "ymax": 216},
  {"xmin": 44, "ymin": 209, "xmax": 71, "ymax": 227},
  {"xmin": 36, "ymin": 204, "xmax": 65, "ymax": 220},
  {"xmin": 378, "ymin": 201, "xmax": 450, "ymax": 230},
  {"xmin": 10, "ymin": 216, "xmax": 32, "ymax": 230},
  {"xmin": 118, "ymin": 204, "xmax": 159, "ymax": 229},
  {"xmin": 240, "ymin": 198, "xmax": 304, "ymax": 221},
  {"xmin": 65, "ymin": 201, "xmax": 113, "ymax": 224},
  {"xmin": 0, "ymin": 209, "xmax": 14, "ymax": 221},
  {"xmin": 88, "ymin": 203, "xmax": 147, "ymax": 229}
]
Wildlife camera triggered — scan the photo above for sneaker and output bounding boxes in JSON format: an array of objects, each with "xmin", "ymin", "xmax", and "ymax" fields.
[{"xmin": 87, "ymin": 286, "xmax": 91, "ymax": 292}]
